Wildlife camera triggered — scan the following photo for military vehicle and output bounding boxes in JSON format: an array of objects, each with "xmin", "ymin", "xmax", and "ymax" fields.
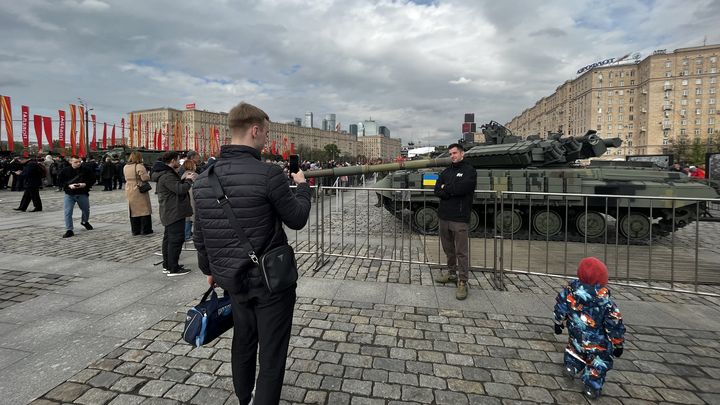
[{"xmin": 306, "ymin": 121, "xmax": 719, "ymax": 242}]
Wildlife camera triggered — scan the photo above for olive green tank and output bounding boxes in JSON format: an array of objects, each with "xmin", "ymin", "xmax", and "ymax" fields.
[{"xmin": 306, "ymin": 121, "xmax": 719, "ymax": 241}]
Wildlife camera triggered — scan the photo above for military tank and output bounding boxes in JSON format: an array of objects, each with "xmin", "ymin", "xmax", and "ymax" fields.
[{"xmin": 306, "ymin": 121, "xmax": 719, "ymax": 242}]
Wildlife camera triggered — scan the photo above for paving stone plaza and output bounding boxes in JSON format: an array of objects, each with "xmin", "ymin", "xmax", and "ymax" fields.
[{"xmin": 1, "ymin": 187, "xmax": 719, "ymax": 405}]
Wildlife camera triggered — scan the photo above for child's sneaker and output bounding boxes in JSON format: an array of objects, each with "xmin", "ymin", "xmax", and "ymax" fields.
[{"xmin": 583, "ymin": 385, "xmax": 601, "ymax": 400}]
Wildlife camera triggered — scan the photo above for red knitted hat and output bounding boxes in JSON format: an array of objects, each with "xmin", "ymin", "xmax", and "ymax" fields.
[{"xmin": 577, "ymin": 257, "xmax": 609, "ymax": 286}]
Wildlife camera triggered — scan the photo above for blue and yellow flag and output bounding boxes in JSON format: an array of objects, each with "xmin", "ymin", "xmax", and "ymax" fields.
[{"xmin": 422, "ymin": 173, "xmax": 439, "ymax": 187}]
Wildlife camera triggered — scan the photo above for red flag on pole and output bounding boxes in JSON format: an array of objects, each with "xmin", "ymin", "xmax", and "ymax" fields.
[
  {"xmin": 137, "ymin": 114, "xmax": 141, "ymax": 148},
  {"xmin": 128, "ymin": 113, "xmax": 134, "ymax": 147},
  {"xmin": 58, "ymin": 110, "xmax": 65, "ymax": 156},
  {"xmin": 90, "ymin": 114, "xmax": 97, "ymax": 151},
  {"xmin": 185, "ymin": 126, "xmax": 189, "ymax": 150},
  {"xmin": 43, "ymin": 116, "xmax": 53, "ymax": 151},
  {"xmin": 145, "ymin": 121, "xmax": 149, "ymax": 149},
  {"xmin": 102, "ymin": 122, "xmax": 107, "ymax": 149},
  {"xmin": 290, "ymin": 142, "xmax": 295, "ymax": 154},
  {"xmin": 21, "ymin": 106, "xmax": 29, "ymax": 157},
  {"xmin": 120, "ymin": 118, "xmax": 125, "ymax": 146},
  {"xmin": 33, "ymin": 114, "xmax": 43, "ymax": 152},
  {"xmin": 1, "ymin": 96, "xmax": 14, "ymax": 152},
  {"xmin": 78, "ymin": 106, "xmax": 86, "ymax": 158},
  {"xmin": 271, "ymin": 140, "xmax": 277, "ymax": 155},
  {"xmin": 69, "ymin": 104, "xmax": 77, "ymax": 156},
  {"xmin": 194, "ymin": 131, "xmax": 198, "ymax": 152},
  {"xmin": 111, "ymin": 124, "xmax": 116, "ymax": 148}
]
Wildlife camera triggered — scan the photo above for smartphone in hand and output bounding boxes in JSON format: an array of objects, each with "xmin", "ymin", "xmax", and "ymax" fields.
[{"xmin": 289, "ymin": 154, "xmax": 300, "ymax": 174}]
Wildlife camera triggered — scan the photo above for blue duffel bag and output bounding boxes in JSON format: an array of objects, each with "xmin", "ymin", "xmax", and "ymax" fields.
[{"xmin": 182, "ymin": 287, "xmax": 233, "ymax": 347}]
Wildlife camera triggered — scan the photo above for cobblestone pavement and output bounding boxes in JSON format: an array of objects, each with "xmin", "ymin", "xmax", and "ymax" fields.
[
  {"xmin": 33, "ymin": 296, "xmax": 720, "ymax": 405},
  {"xmin": 295, "ymin": 241, "xmax": 720, "ymax": 306},
  {"xmin": 0, "ymin": 269, "xmax": 83, "ymax": 310},
  {"xmin": 0, "ymin": 188, "xmax": 128, "ymax": 216}
]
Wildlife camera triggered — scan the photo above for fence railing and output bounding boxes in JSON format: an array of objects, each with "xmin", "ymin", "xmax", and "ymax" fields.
[{"xmin": 286, "ymin": 184, "xmax": 720, "ymax": 297}]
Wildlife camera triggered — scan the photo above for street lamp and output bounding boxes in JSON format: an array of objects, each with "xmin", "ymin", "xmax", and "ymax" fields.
[{"xmin": 78, "ymin": 98, "xmax": 93, "ymax": 158}]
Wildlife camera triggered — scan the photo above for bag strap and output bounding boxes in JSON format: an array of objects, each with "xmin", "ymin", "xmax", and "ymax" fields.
[
  {"xmin": 200, "ymin": 286, "xmax": 216, "ymax": 303},
  {"xmin": 207, "ymin": 165, "xmax": 259, "ymax": 264},
  {"xmin": 134, "ymin": 164, "xmax": 143, "ymax": 185}
]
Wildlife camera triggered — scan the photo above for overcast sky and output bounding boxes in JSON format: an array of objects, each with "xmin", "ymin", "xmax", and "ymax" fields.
[{"xmin": 1, "ymin": 0, "xmax": 719, "ymax": 147}]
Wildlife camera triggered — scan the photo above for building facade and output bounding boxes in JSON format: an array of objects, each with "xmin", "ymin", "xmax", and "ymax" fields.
[
  {"xmin": 507, "ymin": 44, "xmax": 720, "ymax": 156},
  {"xmin": 357, "ymin": 135, "xmax": 402, "ymax": 162},
  {"xmin": 127, "ymin": 107, "xmax": 228, "ymax": 152},
  {"xmin": 303, "ymin": 112, "xmax": 314, "ymax": 128},
  {"xmin": 129, "ymin": 106, "xmax": 406, "ymax": 161},
  {"xmin": 269, "ymin": 122, "xmax": 357, "ymax": 158}
]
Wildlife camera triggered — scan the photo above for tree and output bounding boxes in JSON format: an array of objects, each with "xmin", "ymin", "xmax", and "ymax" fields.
[
  {"xmin": 323, "ymin": 143, "xmax": 341, "ymax": 161},
  {"xmin": 707, "ymin": 130, "xmax": 720, "ymax": 154},
  {"xmin": 690, "ymin": 137, "xmax": 705, "ymax": 166},
  {"xmin": 667, "ymin": 133, "xmax": 691, "ymax": 164}
]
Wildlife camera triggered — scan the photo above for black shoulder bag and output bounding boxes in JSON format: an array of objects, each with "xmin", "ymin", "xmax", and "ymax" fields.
[
  {"xmin": 207, "ymin": 165, "xmax": 298, "ymax": 294},
  {"xmin": 135, "ymin": 164, "xmax": 152, "ymax": 193}
]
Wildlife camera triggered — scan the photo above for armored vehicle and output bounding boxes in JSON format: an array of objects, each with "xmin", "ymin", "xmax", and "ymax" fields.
[{"xmin": 306, "ymin": 122, "xmax": 719, "ymax": 241}]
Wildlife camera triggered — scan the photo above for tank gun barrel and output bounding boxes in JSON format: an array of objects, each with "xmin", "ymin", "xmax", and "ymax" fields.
[
  {"xmin": 305, "ymin": 157, "xmax": 453, "ymax": 178},
  {"xmin": 603, "ymin": 137, "xmax": 623, "ymax": 148}
]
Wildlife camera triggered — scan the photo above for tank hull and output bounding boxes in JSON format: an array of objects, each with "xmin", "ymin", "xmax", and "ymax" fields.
[{"xmin": 375, "ymin": 166, "xmax": 718, "ymax": 242}]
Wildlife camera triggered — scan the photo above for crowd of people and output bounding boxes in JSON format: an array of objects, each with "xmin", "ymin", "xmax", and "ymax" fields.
[{"xmin": 670, "ymin": 162, "xmax": 707, "ymax": 178}]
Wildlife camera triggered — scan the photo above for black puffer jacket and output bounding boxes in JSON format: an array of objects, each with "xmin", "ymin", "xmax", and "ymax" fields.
[
  {"xmin": 192, "ymin": 145, "xmax": 312, "ymax": 294},
  {"xmin": 433, "ymin": 160, "xmax": 477, "ymax": 222},
  {"xmin": 151, "ymin": 161, "xmax": 193, "ymax": 226}
]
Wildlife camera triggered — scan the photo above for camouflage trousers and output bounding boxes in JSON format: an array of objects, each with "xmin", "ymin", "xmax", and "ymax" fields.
[{"xmin": 564, "ymin": 344, "xmax": 614, "ymax": 390}]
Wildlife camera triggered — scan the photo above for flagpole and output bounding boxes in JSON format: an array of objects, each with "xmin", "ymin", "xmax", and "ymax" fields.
[{"xmin": 78, "ymin": 98, "xmax": 92, "ymax": 157}]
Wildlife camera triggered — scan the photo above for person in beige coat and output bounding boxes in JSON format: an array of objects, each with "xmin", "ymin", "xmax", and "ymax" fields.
[{"xmin": 124, "ymin": 151, "xmax": 154, "ymax": 235}]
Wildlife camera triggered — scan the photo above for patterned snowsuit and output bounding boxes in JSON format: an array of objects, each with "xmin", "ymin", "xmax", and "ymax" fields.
[{"xmin": 553, "ymin": 280, "xmax": 625, "ymax": 391}]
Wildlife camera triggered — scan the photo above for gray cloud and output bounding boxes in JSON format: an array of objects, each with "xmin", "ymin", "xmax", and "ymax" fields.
[
  {"xmin": 0, "ymin": 0, "xmax": 718, "ymax": 147},
  {"xmin": 530, "ymin": 28, "xmax": 568, "ymax": 37}
]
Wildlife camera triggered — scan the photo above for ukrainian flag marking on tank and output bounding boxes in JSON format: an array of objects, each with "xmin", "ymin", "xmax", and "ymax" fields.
[{"xmin": 422, "ymin": 173, "xmax": 439, "ymax": 187}]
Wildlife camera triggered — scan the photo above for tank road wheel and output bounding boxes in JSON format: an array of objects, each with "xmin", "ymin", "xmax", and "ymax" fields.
[
  {"xmin": 532, "ymin": 210, "xmax": 563, "ymax": 237},
  {"xmin": 619, "ymin": 212, "xmax": 652, "ymax": 240},
  {"xmin": 575, "ymin": 211, "xmax": 606, "ymax": 239},
  {"xmin": 469, "ymin": 209, "xmax": 480, "ymax": 232},
  {"xmin": 495, "ymin": 210, "xmax": 523, "ymax": 235},
  {"xmin": 413, "ymin": 206, "xmax": 439, "ymax": 233}
]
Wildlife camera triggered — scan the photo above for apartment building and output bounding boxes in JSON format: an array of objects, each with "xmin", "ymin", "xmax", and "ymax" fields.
[{"xmin": 507, "ymin": 44, "xmax": 719, "ymax": 156}]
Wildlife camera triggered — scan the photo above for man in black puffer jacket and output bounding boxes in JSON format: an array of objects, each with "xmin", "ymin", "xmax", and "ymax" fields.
[
  {"xmin": 192, "ymin": 102, "xmax": 311, "ymax": 405},
  {"xmin": 433, "ymin": 143, "xmax": 477, "ymax": 300},
  {"xmin": 151, "ymin": 151, "xmax": 196, "ymax": 276}
]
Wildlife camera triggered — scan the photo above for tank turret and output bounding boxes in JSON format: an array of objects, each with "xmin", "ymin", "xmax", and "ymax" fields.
[{"xmin": 306, "ymin": 123, "xmax": 621, "ymax": 179}]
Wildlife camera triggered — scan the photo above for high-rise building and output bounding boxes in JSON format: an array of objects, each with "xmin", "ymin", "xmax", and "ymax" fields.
[
  {"xmin": 294, "ymin": 118, "xmax": 302, "ymax": 126},
  {"xmin": 362, "ymin": 119, "xmax": 378, "ymax": 136},
  {"xmin": 321, "ymin": 119, "xmax": 328, "ymax": 131},
  {"xmin": 507, "ymin": 43, "xmax": 720, "ymax": 156},
  {"xmin": 303, "ymin": 112, "xmax": 314, "ymax": 128},
  {"xmin": 325, "ymin": 114, "xmax": 336, "ymax": 131},
  {"xmin": 379, "ymin": 126, "xmax": 390, "ymax": 137},
  {"xmin": 349, "ymin": 124, "xmax": 358, "ymax": 137}
]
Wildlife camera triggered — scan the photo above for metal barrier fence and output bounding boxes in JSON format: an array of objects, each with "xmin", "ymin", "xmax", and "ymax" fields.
[{"xmin": 285, "ymin": 184, "xmax": 720, "ymax": 297}]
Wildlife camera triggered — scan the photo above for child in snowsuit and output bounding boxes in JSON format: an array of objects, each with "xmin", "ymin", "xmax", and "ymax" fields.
[{"xmin": 553, "ymin": 257, "xmax": 626, "ymax": 399}]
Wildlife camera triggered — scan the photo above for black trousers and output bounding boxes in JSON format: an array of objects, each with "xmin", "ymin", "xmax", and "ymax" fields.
[
  {"xmin": 130, "ymin": 215, "xmax": 153, "ymax": 235},
  {"xmin": 161, "ymin": 219, "xmax": 185, "ymax": 270},
  {"xmin": 103, "ymin": 178, "xmax": 113, "ymax": 190},
  {"xmin": 230, "ymin": 285, "xmax": 296, "ymax": 405},
  {"xmin": 19, "ymin": 186, "xmax": 42, "ymax": 210},
  {"xmin": 11, "ymin": 174, "xmax": 24, "ymax": 191}
]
